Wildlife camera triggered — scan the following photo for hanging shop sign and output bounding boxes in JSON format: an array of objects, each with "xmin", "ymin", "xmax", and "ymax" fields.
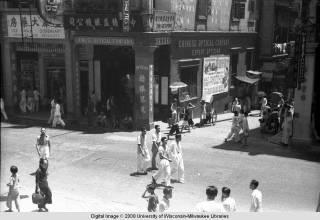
[
  {"xmin": 38, "ymin": 0, "xmax": 65, "ymax": 26},
  {"xmin": 171, "ymin": 33, "xmax": 256, "ymax": 59},
  {"xmin": 153, "ymin": 11, "xmax": 175, "ymax": 32},
  {"xmin": 7, "ymin": 14, "xmax": 65, "ymax": 39},
  {"xmin": 202, "ymin": 55, "xmax": 230, "ymax": 99},
  {"xmin": 122, "ymin": 0, "xmax": 130, "ymax": 32}
]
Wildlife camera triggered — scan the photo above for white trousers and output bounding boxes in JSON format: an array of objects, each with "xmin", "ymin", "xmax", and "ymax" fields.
[
  {"xmin": 137, "ymin": 153, "xmax": 148, "ymax": 173},
  {"xmin": 39, "ymin": 146, "xmax": 50, "ymax": 159},
  {"xmin": 153, "ymin": 159, "xmax": 171, "ymax": 186},
  {"xmin": 171, "ymin": 154, "xmax": 184, "ymax": 182},
  {"xmin": 52, "ymin": 115, "xmax": 65, "ymax": 127}
]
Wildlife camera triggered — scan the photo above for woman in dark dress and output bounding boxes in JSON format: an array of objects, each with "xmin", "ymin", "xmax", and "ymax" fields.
[{"xmin": 35, "ymin": 158, "xmax": 52, "ymax": 212}]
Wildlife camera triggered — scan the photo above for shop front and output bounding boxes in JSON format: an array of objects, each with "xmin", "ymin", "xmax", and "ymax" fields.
[
  {"xmin": 1, "ymin": 12, "xmax": 68, "ymax": 113},
  {"xmin": 170, "ymin": 32, "xmax": 257, "ymax": 117}
]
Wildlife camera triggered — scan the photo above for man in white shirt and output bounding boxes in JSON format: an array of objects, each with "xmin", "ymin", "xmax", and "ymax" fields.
[
  {"xmin": 36, "ymin": 128, "xmax": 51, "ymax": 159},
  {"xmin": 169, "ymin": 134, "xmax": 184, "ymax": 183},
  {"xmin": 249, "ymin": 179, "xmax": 262, "ymax": 212},
  {"xmin": 151, "ymin": 125, "xmax": 162, "ymax": 170},
  {"xmin": 196, "ymin": 186, "xmax": 226, "ymax": 212},
  {"xmin": 52, "ymin": 99, "xmax": 65, "ymax": 128},
  {"xmin": 221, "ymin": 187, "xmax": 236, "ymax": 212},
  {"xmin": 137, "ymin": 127, "xmax": 150, "ymax": 175},
  {"xmin": 152, "ymin": 137, "xmax": 172, "ymax": 186}
]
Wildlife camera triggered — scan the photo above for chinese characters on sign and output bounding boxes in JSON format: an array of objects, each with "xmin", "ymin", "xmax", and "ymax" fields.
[
  {"xmin": 137, "ymin": 65, "xmax": 149, "ymax": 114},
  {"xmin": 149, "ymin": 65, "xmax": 154, "ymax": 115},
  {"xmin": 153, "ymin": 11, "xmax": 175, "ymax": 32},
  {"xmin": 7, "ymin": 15, "xmax": 65, "ymax": 39},
  {"xmin": 122, "ymin": 0, "xmax": 130, "ymax": 32},
  {"xmin": 202, "ymin": 56, "xmax": 230, "ymax": 99},
  {"xmin": 64, "ymin": 14, "xmax": 120, "ymax": 31}
]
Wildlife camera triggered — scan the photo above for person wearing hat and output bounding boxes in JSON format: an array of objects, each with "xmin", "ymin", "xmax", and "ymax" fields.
[
  {"xmin": 35, "ymin": 128, "xmax": 51, "ymax": 159},
  {"xmin": 142, "ymin": 184, "xmax": 159, "ymax": 212},
  {"xmin": 169, "ymin": 134, "xmax": 184, "ymax": 183},
  {"xmin": 137, "ymin": 127, "xmax": 150, "ymax": 175},
  {"xmin": 152, "ymin": 137, "xmax": 172, "ymax": 186}
]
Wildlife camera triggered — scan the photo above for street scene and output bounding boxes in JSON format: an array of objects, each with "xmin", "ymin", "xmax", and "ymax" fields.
[{"xmin": 0, "ymin": 0, "xmax": 320, "ymax": 214}]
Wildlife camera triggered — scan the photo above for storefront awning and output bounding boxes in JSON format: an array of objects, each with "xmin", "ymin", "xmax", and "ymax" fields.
[
  {"xmin": 235, "ymin": 75, "xmax": 260, "ymax": 84},
  {"xmin": 247, "ymin": 70, "xmax": 262, "ymax": 75}
]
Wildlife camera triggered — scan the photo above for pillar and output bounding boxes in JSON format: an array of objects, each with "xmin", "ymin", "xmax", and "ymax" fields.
[
  {"xmin": 293, "ymin": 42, "xmax": 318, "ymax": 144},
  {"xmin": 134, "ymin": 45, "xmax": 157, "ymax": 130},
  {"xmin": 65, "ymin": 40, "xmax": 74, "ymax": 115},
  {"xmin": 73, "ymin": 45, "xmax": 81, "ymax": 117},
  {"xmin": 1, "ymin": 39, "xmax": 13, "ymax": 111}
]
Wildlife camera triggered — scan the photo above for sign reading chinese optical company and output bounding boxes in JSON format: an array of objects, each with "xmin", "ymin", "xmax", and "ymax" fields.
[
  {"xmin": 74, "ymin": 36, "xmax": 134, "ymax": 46},
  {"xmin": 7, "ymin": 15, "xmax": 65, "ymax": 39},
  {"xmin": 153, "ymin": 11, "xmax": 175, "ymax": 32},
  {"xmin": 202, "ymin": 55, "xmax": 230, "ymax": 99}
]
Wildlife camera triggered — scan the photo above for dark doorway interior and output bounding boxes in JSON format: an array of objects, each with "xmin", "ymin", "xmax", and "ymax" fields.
[
  {"xmin": 94, "ymin": 46, "xmax": 135, "ymax": 119},
  {"xmin": 80, "ymin": 61, "xmax": 89, "ymax": 115}
]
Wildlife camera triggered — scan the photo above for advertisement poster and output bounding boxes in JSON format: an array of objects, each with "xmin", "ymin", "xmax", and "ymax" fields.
[
  {"xmin": 7, "ymin": 14, "xmax": 65, "ymax": 39},
  {"xmin": 202, "ymin": 55, "xmax": 230, "ymax": 100}
]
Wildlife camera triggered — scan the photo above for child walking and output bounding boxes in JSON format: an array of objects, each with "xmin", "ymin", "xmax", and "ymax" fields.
[
  {"xmin": 142, "ymin": 184, "xmax": 159, "ymax": 212},
  {"xmin": 6, "ymin": 166, "xmax": 20, "ymax": 212}
]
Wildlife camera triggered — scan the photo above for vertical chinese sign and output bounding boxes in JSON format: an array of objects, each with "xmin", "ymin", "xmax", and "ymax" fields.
[{"xmin": 123, "ymin": 0, "xmax": 130, "ymax": 32}]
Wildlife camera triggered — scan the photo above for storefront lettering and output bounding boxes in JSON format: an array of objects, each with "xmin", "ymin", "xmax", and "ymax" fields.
[
  {"xmin": 75, "ymin": 37, "xmax": 134, "ymax": 46},
  {"xmin": 65, "ymin": 14, "xmax": 120, "ymax": 30},
  {"xmin": 178, "ymin": 39, "xmax": 229, "ymax": 48},
  {"xmin": 7, "ymin": 15, "xmax": 65, "ymax": 39},
  {"xmin": 155, "ymin": 37, "xmax": 171, "ymax": 45},
  {"xmin": 153, "ymin": 11, "xmax": 175, "ymax": 32}
]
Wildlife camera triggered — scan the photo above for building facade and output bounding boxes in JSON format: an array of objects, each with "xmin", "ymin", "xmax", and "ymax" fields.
[{"xmin": 1, "ymin": 0, "xmax": 259, "ymax": 129}]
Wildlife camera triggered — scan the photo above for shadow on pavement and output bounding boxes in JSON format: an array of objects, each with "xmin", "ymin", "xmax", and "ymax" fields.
[
  {"xmin": 211, "ymin": 127, "xmax": 320, "ymax": 163},
  {"xmin": 0, "ymin": 195, "xmax": 29, "ymax": 202}
]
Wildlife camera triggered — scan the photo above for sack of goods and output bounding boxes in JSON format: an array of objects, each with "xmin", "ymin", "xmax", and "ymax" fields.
[{"xmin": 32, "ymin": 192, "xmax": 44, "ymax": 204}]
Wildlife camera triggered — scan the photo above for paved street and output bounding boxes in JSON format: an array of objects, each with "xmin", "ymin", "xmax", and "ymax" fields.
[{"xmin": 1, "ymin": 113, "xmax": 320, "ymax": 212}]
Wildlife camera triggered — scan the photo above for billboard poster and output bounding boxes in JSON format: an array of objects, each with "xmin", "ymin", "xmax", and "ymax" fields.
[
  {"xmin": 7, "ymin": 14, "xmax": 65, "ymax": 39},
  {"xmin": 202, "ymin": 55, "xmax": 230, "ymax": 100}
]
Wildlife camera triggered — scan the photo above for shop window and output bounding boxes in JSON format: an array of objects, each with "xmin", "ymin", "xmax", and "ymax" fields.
[
  {"xmin": 179, "ymin": 65, "xmax": 199, "ymax": 100},
  {"xmin": 231, "ymin": 0, "xmax": 246, "ymax": 20}
]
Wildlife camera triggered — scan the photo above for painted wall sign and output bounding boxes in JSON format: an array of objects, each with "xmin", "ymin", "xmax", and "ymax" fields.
[
  {"xmin": 74, "ymin": 37, "xmax": 134, "ymax": 46},
  {"xmin": 171, "ymin": 34, "xmax": 256, "ymax": 58},
  {"xmin": 202, "ymin": 55, "xmax": 230, "ymax": 99},
  {"xmin": 38, "ymin": 0, "xmax": 65, "ymax": 26},
  {"xmin": 64, "ymin": 14, "xmax": 120, "ymax": 31},
  {"xmin": 153, "ymin": 11, "xmax": 175, "ymax": 32},
  {"xmin": 7, "ymin": 14, "xmax": 65, "ymax": 39}
]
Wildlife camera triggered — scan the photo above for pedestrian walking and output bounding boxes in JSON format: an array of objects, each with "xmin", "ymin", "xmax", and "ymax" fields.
[
  {"xmin": 158, "ymin": 187, "xmax": 173, "ymax": 212},
  {"xmin": 33, "ymin": 87, "xmax": 40, "ymax": 112},
  {"xmin": 1, "ymin": 97, "xmax": 8, "ymax": 120},
  {"xmin": 221, "ymin": 187, "xmax": 236, "ymax": 212},
  {"xmin": 36, "ymin": 128, "xmax": 51, "ymax": 159},
  {"xmin": 6, "ymin": 165, "xmax": 20, "ymax": 212},
  {"xmin": 52, "ymin": 99, "xmax": 65, "ymax": 128},
  {"xmin": 170, "ymin": 99, "xmax": 178, "ymax": 126},
  {"xmin": 47, "ymin": 97, "xmax": 55, "ymax": 125},
  {"xmin": 261, "ymin": 97, "xmax": 268, "ymax": 116},
  {"xmin": 225, "ymin": 112, "xmax": 241, "ymax": 143},
  {"xmin": 200, "ymin": 100, "xmax": 207, "ymax": 126},
  {"xmin": 281, "ymin": 109, "xmax": 293, "ymax": 146},
  {"xmin": 169, "ymin": 134, "xmax": 184, "ymax": 184},
  {"xmin": 19, "ymin": 88, "xmax": 27, "ymax": 113},
  {"xmin": 241, "ymin": 112, "xmax": 249, "ymax": 146},
  {"xmin": 195, "ymin": 186, "xmax": 225, "ymax": 212},
  {"xmin": 151, "ymin": 125, "xmax": 162, "ymax": 170},
  {"xmin": 231, "ymin": 97, "xmax": 241, "ymax": 114},
  {"xmin": 137, "ymin": 127, "xmax": 150, "ymax": 175},
  {"xmin": 142, "ymin": 184, "xmax": 159, "ymax": 212},
  {"xmin": 35, "ymin": 158, "xmax": 52, "ymax": 212},
  {"xmin": 249, "ymin": 179, "xmax": 262, "ymax": 212},
  {"xmin": 152, "ymin": 137, "xmax": 172, "ymax": 186}
]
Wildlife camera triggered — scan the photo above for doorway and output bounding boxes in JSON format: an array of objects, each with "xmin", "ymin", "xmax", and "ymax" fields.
[{"xmin": 94, "ymin": 45, "xmax": 135, "ymax": 119}]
